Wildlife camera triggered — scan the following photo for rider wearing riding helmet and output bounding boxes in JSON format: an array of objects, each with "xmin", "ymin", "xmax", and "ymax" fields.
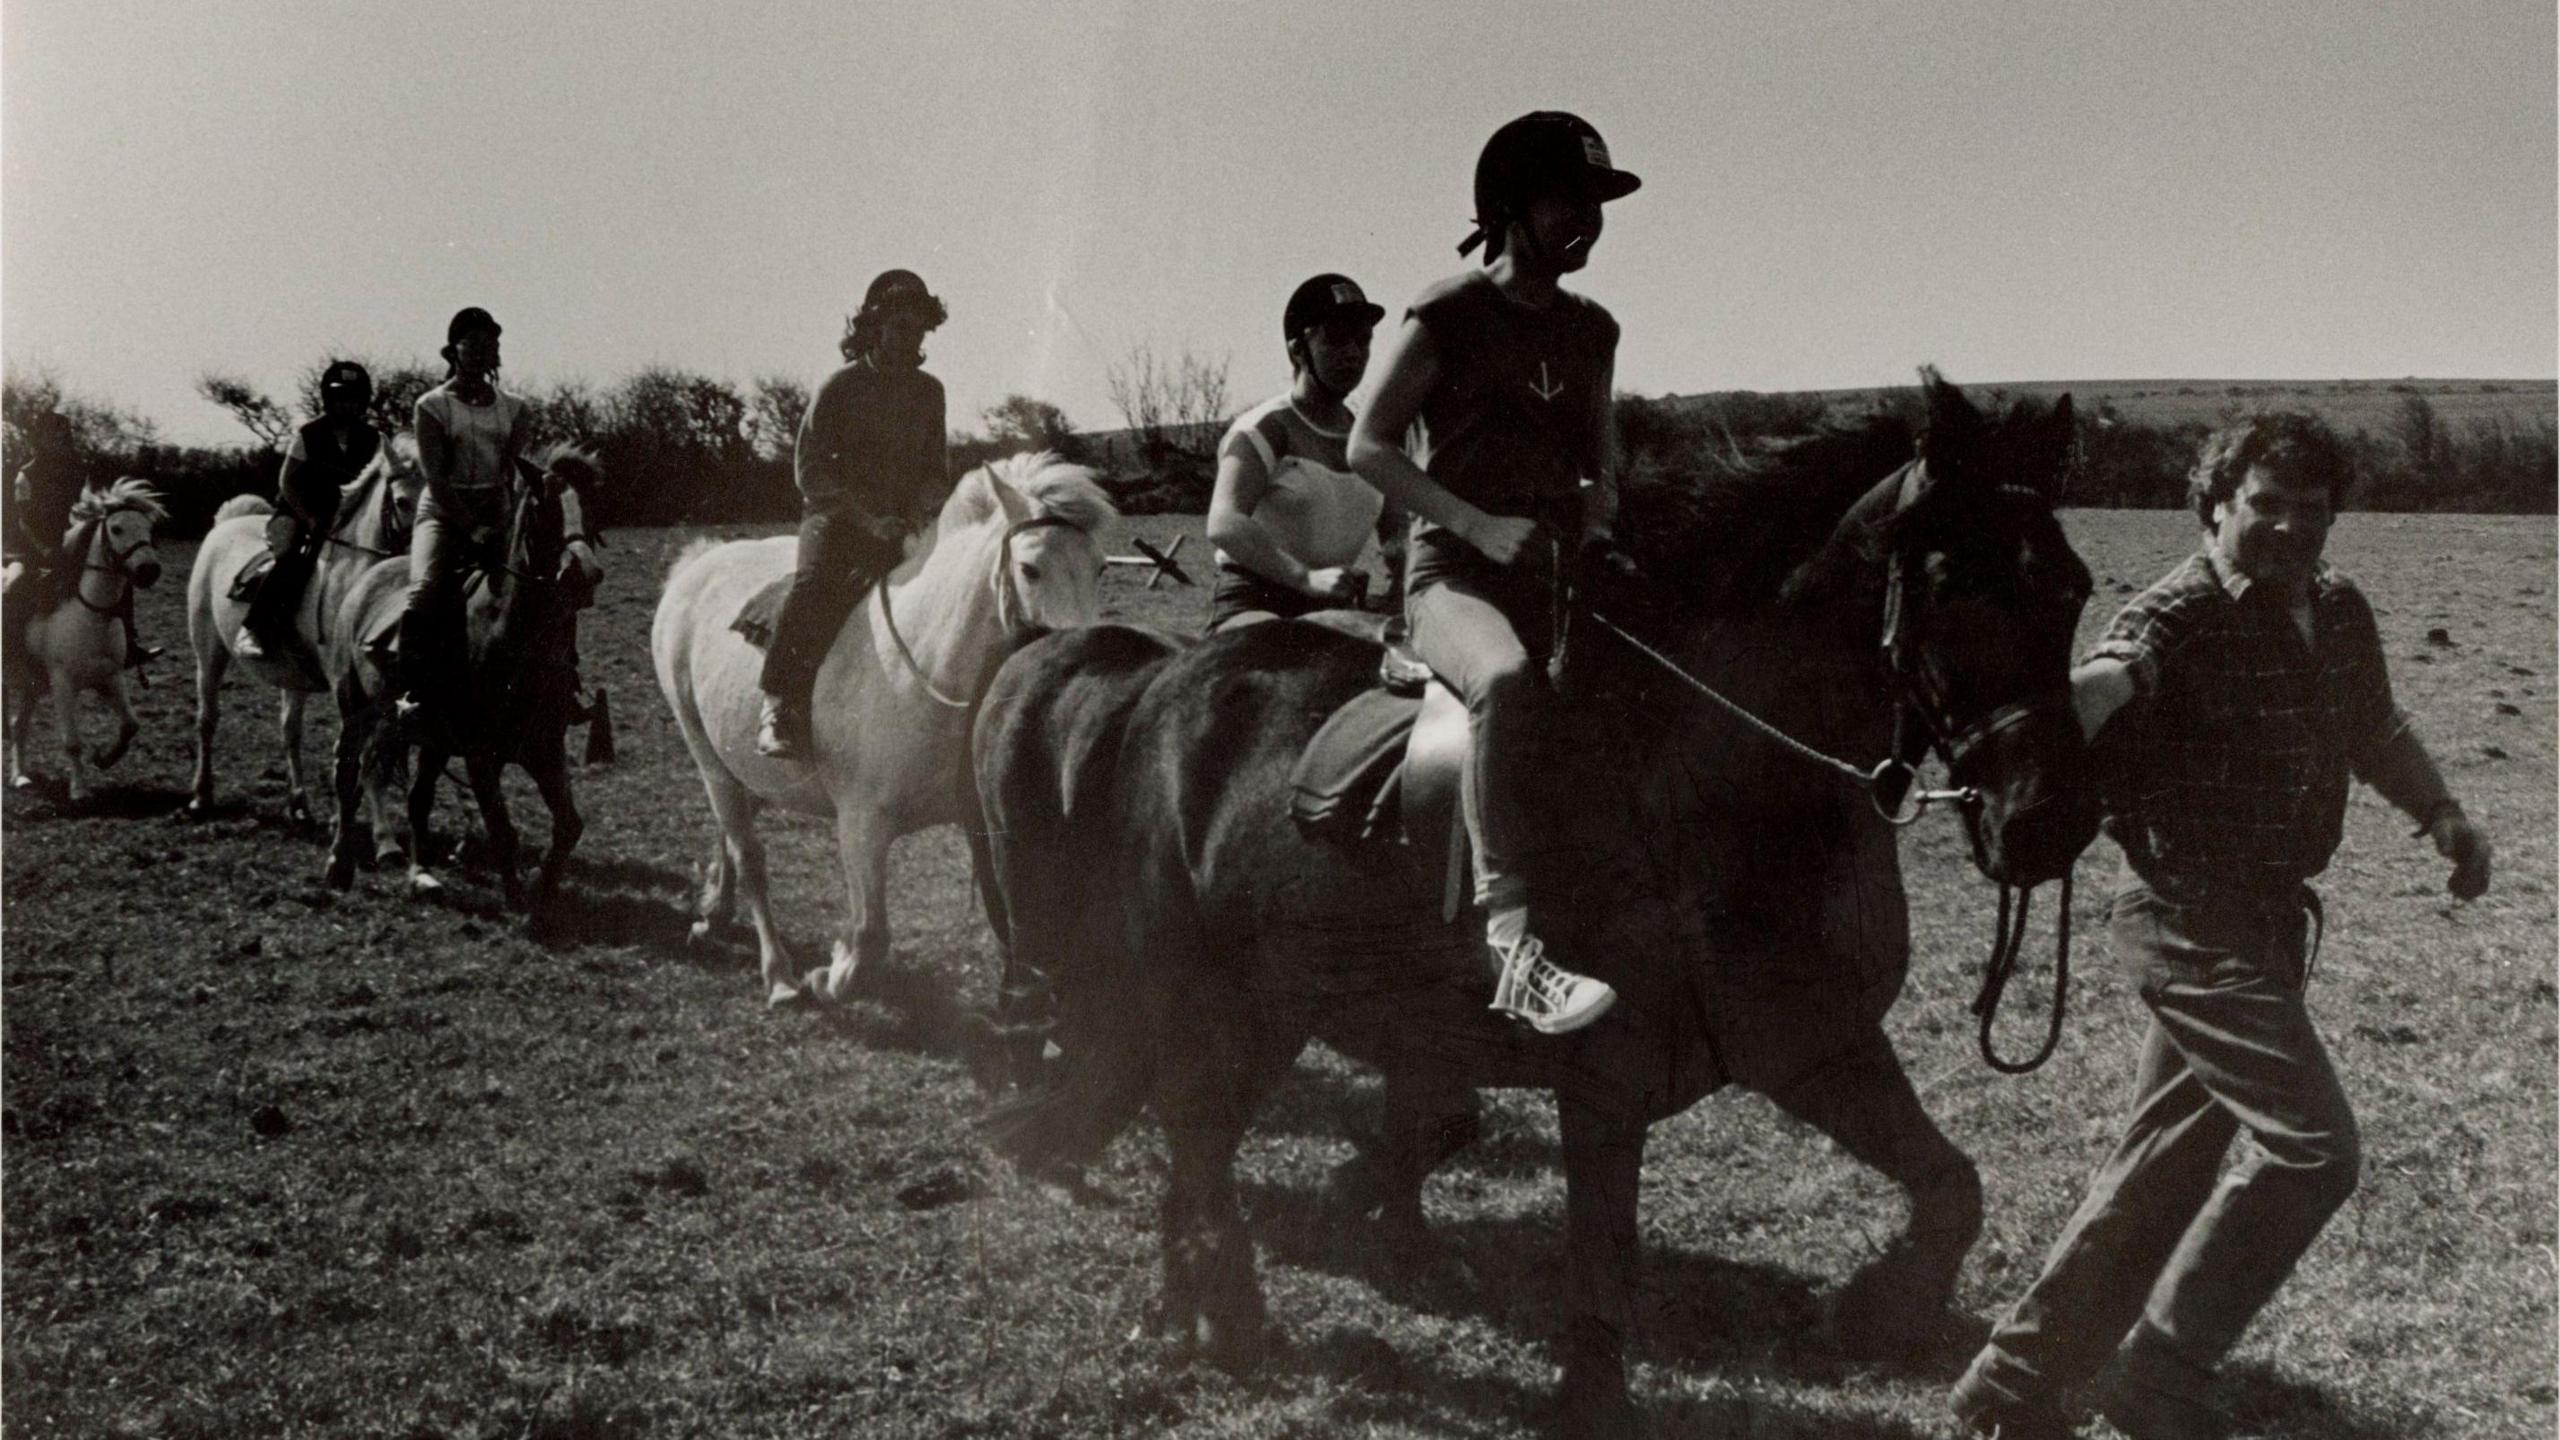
[
  {"xmin": 1347, "ymin": 111, "xmax": 1638, "ymax": 1035},
  {"xmin": 7, "ymin": 408, "xmax": 155, "ymax": 667},
  {"xmin": 396, "ymin": 307, "xmax": 533, "ymax": 722},
  {"xmin": 1205, "ymin": 274, "xmax": 1389, "ymax": 632},
  {"xmin": 238, "ymin": 360, "xmax": 383, "ymax": 660},
  {"xmin": 755, "ymin": 268, "xmax": 950, "ymax": 759}
]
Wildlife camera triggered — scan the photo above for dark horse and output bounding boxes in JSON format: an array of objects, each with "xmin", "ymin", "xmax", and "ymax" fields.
[
  {"xmin": 330, "ymin": 447, "xmax": 605, "ymax": 909},
  {"xmin": 972, "ymin": 375, "xmax": 2099, "ymax": 1436}
]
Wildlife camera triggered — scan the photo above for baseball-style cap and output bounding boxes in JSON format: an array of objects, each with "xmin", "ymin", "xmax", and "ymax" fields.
[
  {"xmin": 1283, "ymin": 274, "xmax": 1386, "ymax": 342},
  {"xmin": 1459, "ymin": 111, "xmax": 1642, "ymax": 257}
]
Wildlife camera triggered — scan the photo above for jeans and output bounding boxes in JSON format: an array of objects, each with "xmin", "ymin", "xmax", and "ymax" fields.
[
  {"xmin": 759, "ymin": 506, "xmax": 902, "ymax": 704},
  {"xmin": 1967, "ymin": 878, "xmax": 2359, "ymax": 1404},
  {"xmin": 399, "ymin": 486, "xmax": 505, "ymax": 694},
  {"xmin": 1404, "ymin": 563, "xmax": 1557, "ymax": 916}
]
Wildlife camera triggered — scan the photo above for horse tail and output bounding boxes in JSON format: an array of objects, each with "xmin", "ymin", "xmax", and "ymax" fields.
[
  {"xmin": 978, "ymin": 1023, "xmax": 1156, "ymax": 1175},
  {"xmin": 666, "ymin": 536, "xmax": 721, "ymax": 583},
  {"xmin": 214, "ymin": 493, "xmax": 274, "ymax": 524}
]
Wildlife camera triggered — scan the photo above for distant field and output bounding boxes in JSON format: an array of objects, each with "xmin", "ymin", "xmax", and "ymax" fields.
[
  {"xmin": 1679, "ymin": 377, "xmax": 2560, "ymax": 435},
  {"xmin": 3, "ymin": 506, "xmax": 2551, "ymax": 1438}
]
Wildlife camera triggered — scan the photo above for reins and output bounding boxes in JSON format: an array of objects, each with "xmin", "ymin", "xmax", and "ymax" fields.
[
  {"xmin": 74, "ymin": 518, "xmax": 154, "ymax": 614},
  {"xmin": 880, "ymin": 512, "xmax": 1080, "ymax": 710},
  {"xmin": 1583, "ymin": 459, "xmax": 2081, "ymax": 1073}
]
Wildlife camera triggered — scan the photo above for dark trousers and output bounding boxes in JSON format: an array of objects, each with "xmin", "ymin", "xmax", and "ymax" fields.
[
  {"xmin": 1966, "ymin": 879, "xmax": 2358, "ymax": 1405},
  {"xmin": 759, "ymin": 507, "xmax": 901, "ymax": 704},
  {"xmin": 245, "ymin": 514, "xmax": 324, "ymax": 641}
]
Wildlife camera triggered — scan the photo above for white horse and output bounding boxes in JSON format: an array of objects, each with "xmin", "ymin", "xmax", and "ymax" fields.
[
  {"xmin": 4, "ymin": 479, "xmax": 168, "ymax": 799},
  {"xmin": 653, "ymin": 451, "xmax": 1114, "ymax": 1005},
  {"xmin": 183, "ymin": 442, "xmax": 421, "ymax": 822}
]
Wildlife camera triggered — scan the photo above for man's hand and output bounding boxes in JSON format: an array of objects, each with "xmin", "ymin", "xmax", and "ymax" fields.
[
  {"xmin": 1577, "ymin": 531, "xmax": 1640, "ymax": 581},
  {"xmin": 2429, "ymin": 807, "xmax": 2492, "ymax": 900},
  {"xmin": 1463, "ymin": 513, "xmax": 1541, "ymax": 567}
]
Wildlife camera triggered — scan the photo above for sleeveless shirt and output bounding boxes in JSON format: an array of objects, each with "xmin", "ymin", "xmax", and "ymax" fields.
[{"xmin": 1212, "ymin": 393, "xmax": 1383, "ymax": 575}]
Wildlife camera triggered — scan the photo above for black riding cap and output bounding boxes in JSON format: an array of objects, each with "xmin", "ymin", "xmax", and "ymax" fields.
[
  {"xmin": 319, "ymin": 359, "xmax": 373, "ymax": 405},
  {"xmin": 1283, "ymin": 274, "xmax": 1385, "ymax": 342},
  {"xmin": 1460, "ymin": 111, "xmax": 1642, "ymax": 258}
]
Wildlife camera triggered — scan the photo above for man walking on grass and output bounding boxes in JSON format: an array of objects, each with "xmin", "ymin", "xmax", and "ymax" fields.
[{"xmin": 1950, "ymin": 412, "xmax": 2494, "ymax": 1440}]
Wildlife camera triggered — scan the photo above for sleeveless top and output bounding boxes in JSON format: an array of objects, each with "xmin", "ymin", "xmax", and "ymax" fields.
[
  {"xmin": 1403, "ymin": 271, "xmax": 1618, "ymax": 591},
  {"xmin": 415, "ymin": 383, "xmax": 531, "ymax": 497},
  {"xmin": 1213, "ymin": 394, "xmax": 1383, "ymax": 576}
]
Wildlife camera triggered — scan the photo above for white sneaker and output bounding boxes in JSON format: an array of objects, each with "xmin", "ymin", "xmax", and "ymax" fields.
[
  {"xmin": 1489, "ymin": 931, "xmax": 1615, "ymax": 1035},
  {"xmin": 234, "ymin": 629, "xmax": 268, "ymax": 660}
]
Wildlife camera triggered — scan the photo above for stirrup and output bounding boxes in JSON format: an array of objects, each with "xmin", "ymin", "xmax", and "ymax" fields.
[{"xmin": 1488, "ymin": 932, "xmax": 1616, "ymax": 1035}]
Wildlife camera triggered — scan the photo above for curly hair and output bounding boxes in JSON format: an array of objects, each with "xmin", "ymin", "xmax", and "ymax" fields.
[
  {"xmin": 2187, "ymin": 411, "xmax": 2354, "ymax": 529},
  {"xmin": 838, "ymin": 293, "xmax": 951, "ymax": 363}
]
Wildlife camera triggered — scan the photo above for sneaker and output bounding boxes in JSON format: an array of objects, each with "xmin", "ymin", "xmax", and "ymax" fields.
[
  {"xmin": 756, "ymin": 695, "xmax": 810, "ymax": 759},
  {"xmin": 234, "ymin": 629, "xmax": 269, "ymax": 660},
  {"xmin": 1488, "ymin": 930, "xmax": 1614, "ymax": 1034}
]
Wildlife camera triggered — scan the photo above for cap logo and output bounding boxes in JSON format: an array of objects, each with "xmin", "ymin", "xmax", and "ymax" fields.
[
  {"xmin": 1331, "ymin": 282, "xmax": 1363, "ymax": 306},
  {"xmin": 1580, "ymin": 135, "xmax": 1610, "ymax": 169}
]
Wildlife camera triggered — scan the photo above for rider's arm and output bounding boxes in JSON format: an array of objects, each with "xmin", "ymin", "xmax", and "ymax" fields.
[
  {"xmin": 412, "ymin": 394, "xmax": 455, "ymax": 505},
  {"xmin": 793, "ymin": 368, "xmax": 902, "ymax": 541},
  {"xmin": 273, "ymin": 432, "xmax": 320, "ymax": 527},
  {"xmin": 1205, "ymin": 425, "xmax": 1312, "ymax": 595},
  {"xmin": 1583, "ymin": 353, "xmax": 1619, "ymax": 544},
  {"xmin": 1347, "ymin": 317, "xmax": 1495, "ymax": 549}
]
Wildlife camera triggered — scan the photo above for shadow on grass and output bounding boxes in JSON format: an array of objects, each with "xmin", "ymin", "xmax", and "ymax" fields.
[
  {"xmin": 7, "ymin": 776, "xmax": 192, "ymax": 821},
  {"xmin": 2222, "ymin": 1362, "xmax": 2434, "ymax": 1440}
]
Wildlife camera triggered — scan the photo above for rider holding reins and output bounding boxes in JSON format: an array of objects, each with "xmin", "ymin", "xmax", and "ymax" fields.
[
  {"xmin": 395, "ymin": 307, "xmax": 533, "ymax": 724},
  {"xmin": 8, "ymin": 408, "xmax": 157, "ymax": 668},
  {"xmin": 755, "ymin": 268, "xmax": 950, "ymax": 759},
  {"xmin": 237, "ymin": 360, "xmax": 382, "ymax": 661},
  {"xmin": 1348, "ymin": 111, "xmax": 1638, "ymax": 1035},
  {"xmin": 1205, "ymin": 273, "xmax": 1388, "ymax": 632}
]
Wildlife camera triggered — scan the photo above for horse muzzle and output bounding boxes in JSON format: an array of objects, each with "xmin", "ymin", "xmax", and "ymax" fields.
[
  {"xmin": 131, "ymin": 557, "xmax": 163, "ymax": 588},
  {"xmin": 1948, "ymin": 697, "xmax": 2098, "ymax": 888}
]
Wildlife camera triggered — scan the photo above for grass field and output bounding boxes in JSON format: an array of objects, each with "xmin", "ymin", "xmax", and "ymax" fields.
[{"xmin": 4, "ymin": 505, "xmax": 2551, "ymax": 1438}]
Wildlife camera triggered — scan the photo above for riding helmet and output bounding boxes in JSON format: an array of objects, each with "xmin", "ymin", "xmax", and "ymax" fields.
[
  {"xmin": 1459, "ymin": 111, "xmax": 1642, "ymax": 259},
  {"xmin": 1282, "ymin": 274, "xmax": 1386, "ymax": 343},
  {"xmin": 319, "ymin": 359, "xmax": 373, "ymax": 409}
]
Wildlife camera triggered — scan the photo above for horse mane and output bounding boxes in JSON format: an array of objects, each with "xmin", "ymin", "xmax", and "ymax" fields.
[
  {"xmin": 71, "ymin": 477, "xmax": 168, "ymax": 526},
  {"xmin": 978, "ymin": 450, "xmax": 1116, "ymax": 534},
  {"xmin": 533, "ymin": 443, "xmax": 601, "ymax": 491},
  {"xmin": 1619, "ymin": 411, "xmax": 1915, "ymax": 619}
]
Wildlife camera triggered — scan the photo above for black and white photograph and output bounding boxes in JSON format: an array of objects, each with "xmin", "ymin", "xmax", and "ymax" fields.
[{"xmin": 2, "ymin": 3, "xmax": 2552, "ymax": 1436}]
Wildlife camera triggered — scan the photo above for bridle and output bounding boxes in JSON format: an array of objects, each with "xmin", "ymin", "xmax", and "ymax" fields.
[
  {"xmin": 1591, "ymin": 458, "xmax": 2088, "ymax": 1073},
  {"xmin": 881, "ymin": 512, "xmax": 1083, "ymax": 710},
  {"xmin": 75, "ymin": 510, "xmax": 156, "ymax": 615}
]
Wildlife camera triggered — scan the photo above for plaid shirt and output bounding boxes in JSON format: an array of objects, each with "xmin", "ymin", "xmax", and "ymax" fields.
[{"xmin": 2090, "ymin": 546, "xmax": 2411, "ymax": 906}]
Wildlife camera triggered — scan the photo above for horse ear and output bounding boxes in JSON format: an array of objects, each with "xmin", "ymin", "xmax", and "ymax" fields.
[{"xmin": 1918, "ymin": 367, "xmax": 1985, "ymax": 459}]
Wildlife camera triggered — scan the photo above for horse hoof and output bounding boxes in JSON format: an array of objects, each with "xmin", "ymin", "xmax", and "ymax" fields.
[
  {"xmin": 323, "ymin": 857, "xmax": 355, "ymax": 891},
  {"xmin": 19, "ymin": 774, "xmax": 43, "ymax": 792},
  {"xmin": 687, "ymin": 919, "xmax": 716, "ymax": 948},
  {"xmin": 764, "ymin": 980, "xmax": 804, "ymax": 1009},
  {"xmin": 1830, "ymin": 1255, "xmax": 1951, "ymax": 1366},
  {"xmin": 408, "ymin": 871, "xmax": 444, "ymax": 897}
]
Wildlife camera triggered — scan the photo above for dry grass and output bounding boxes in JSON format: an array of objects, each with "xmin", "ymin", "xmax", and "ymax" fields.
[{"xmin": 3, "ymin": 507, "xmax": 2550, "ymax": 1438}]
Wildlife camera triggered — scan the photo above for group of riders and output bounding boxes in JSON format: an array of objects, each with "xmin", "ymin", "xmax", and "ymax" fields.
[{"xmin": 6, "ymin": 106, "xmax": 2500, "ymax": 1440}]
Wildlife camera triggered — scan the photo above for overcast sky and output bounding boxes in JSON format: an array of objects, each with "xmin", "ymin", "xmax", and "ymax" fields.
[{"xmin": 4, "ymin": 0, "xmax": 2552, "ymax": 446}]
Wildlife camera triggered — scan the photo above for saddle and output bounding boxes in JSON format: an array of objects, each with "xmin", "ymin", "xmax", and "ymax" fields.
[
  {"xmin": 1286, "ymin": 629, "xmax": 1472, "ymax": 921},
  {"xmin": 229, "ymin": 550, "xmax": 277, "ymax": 601}
]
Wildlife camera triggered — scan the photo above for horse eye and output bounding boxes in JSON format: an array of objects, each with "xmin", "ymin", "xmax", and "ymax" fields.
[{"xmin": 1021, "ymin": 562, "xmax": 1042, "ymax": 582}]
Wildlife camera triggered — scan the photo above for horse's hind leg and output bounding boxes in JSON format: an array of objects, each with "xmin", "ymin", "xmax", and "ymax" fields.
[
  {"xmin": 1763, "ymin": 1023, "xmax": 1983, "ymax": 1366},
  {"xmin": 1156, "ymin": 1004, "xmax": 1301, "ymax": 1368},
  {"xmin": 278, "ymin": 690, "xmax": 310, "ymax": 824},
  {"xmin": 185, "ymin": 626, "xmax": 228, "ymax": 815},
  {"xmin": 53, "ymin": 682, "xmax": 91, "ymax": 801},
  {"xmin": 691, "ymin": 768, "xmax": 791, "ymax": 1003},
  {"xmin": 406, "ymin": 746, "xmax": 449, "ymax": 894},
  {"xmin": 326, "ymin": 702, "xmax": 370, "ymax": 888},
  {"xmin": 690, "ymin": 828, "xmax": 737, "ymax": 942}
]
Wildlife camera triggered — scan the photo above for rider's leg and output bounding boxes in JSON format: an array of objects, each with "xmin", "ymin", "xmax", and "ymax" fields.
[
  {"xmin": 238, "ymin": 516, "xmax": 312, "ymax": 657},
  {"xmin": 1404, "ymin": 576, "xmax": 1612, "ymax": 1034},
  {"xmin": 394, "ymin": 492, "xmax": 459, "ymax": 714},
  {"xmin": 757, "ymin": 506, "xmax": 877, "ymax": 758}
]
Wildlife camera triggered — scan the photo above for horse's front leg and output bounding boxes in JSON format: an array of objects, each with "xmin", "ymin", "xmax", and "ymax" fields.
[
  {"xmin": 325, "ymin": 701, "xmax": 370, "ymax": 889},
  {"xmin": 806, "ymin": 804, "xmax": 891, "ymax": 1003},
  {"xmin": 1764, "ymin": 1023, "xmax": 1982, "ymax": 1366},
  {"xmin": 6, "ymin": 684, "xmax": 30, "ymax": 790},
  {"xmin": 525, "ymin": 737, "xmax": 582, "ymax": 905},
  {"xmin": 53, "ymin": 680, "xmax": 91, "ymax": 801},
  {"xmin": 462, "ymin": 752, "xmax": 525, "ymax": 910},
  {"xmin": 278, "ymin": 690, "xmax": 310, "ymax": 824},
  {"xmin": 406, "ymin": 745, "xmax": 447, "ymax": 894},
  {"xmin": 1557, "ymin": 1091, "xmax": 1649, "ymax": 1440},
  {"xmin": 89, "ymin": 673, "xmax": 140, "ymax": 771}
]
